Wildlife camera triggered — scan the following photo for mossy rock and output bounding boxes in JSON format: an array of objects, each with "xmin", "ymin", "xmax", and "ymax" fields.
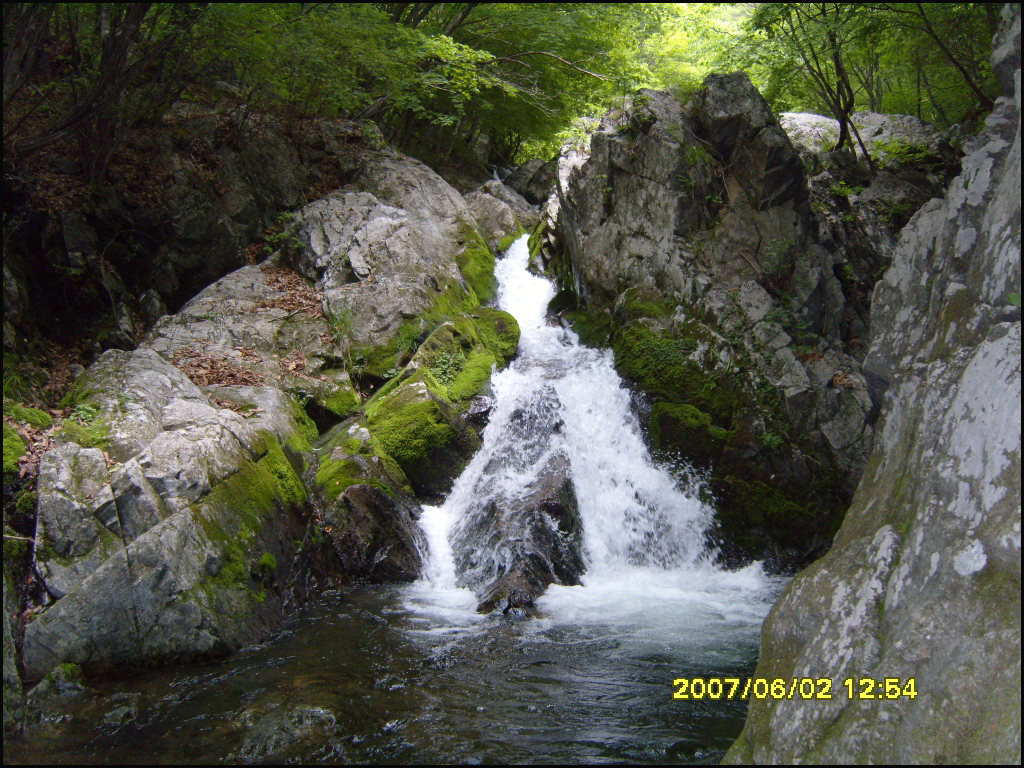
[
  {"xmin": 190, "ymin": 434, "xmax": 307, "ymax": 607},
  {"xmin": 612, "ymin": 323, "xmax": 744, "ymax": 424},
  {"xmin": 3, "ymin": 400, "xmax": 52, "ymax": 430},
  {"xmin": 455, "ymin": 222, "xmax": 498, "ymax": 304},
  {"xmin": 365, "ymin": 370, "xmax": 479, "ymax": 499},
  {"xmin": 357, "ymin": 278, "xmax": 480, "ymax": 380},
  {"xmin": 614, "ymin": 287, "xmax": 674, "ymax": 323},
  {"xmin": 3, "ymin": 423, "xmax": 27, "ymax": 480},
  {"xmin": 369, "ymin": 308, "xmax": 519, "ymax": 408},
  {"xmin": 650, "ymin": 402, "xmax": 733, "ymax": 468},
  {"xmin": 52, "ymin": 418, "xmax": 110, "ymax": 450}
]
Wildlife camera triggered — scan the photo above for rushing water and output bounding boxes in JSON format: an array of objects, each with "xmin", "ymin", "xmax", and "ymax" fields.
[{"xmin": 7, "ymin": 236, "xmax": 782, "ymax": 764}]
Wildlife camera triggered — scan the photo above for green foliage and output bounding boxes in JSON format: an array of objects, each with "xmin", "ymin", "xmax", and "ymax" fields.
[
  {"xmin": 3, "ymin": 400, "xmax": 52, "ymax": 430},
  {"xmin": 429, "ymin": 349, "xmax": 466, "ymax": 387},
  {"xmin": 871, "ymin": 139, "xmax": 940, "ymax": 165},
  {"xmin": 648, "ymin": 3, "xmax": 1000, "ymax": 130},
  {"xmin": 829, "ymin": 181, "xmax": 864, "ymax": 198}
]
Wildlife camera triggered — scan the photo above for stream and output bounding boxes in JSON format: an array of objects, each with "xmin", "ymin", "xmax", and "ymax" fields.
[{"xmin": 7, "ymin": 236, "xmax": 783, "ymax": 764}]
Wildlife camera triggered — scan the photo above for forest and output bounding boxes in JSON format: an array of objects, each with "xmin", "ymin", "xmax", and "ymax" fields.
[{"xmin": 3, "ymin": 3, "xmax": 1002, "ymax": 182}]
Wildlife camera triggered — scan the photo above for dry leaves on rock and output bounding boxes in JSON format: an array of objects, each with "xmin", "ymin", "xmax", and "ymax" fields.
[
  {"xmin": 171, "ymin": 347, "xmax": 264, "ymax": 387},
  {"xmin": 255, "ymin": 266, "xmax": 324, "ymax": 317}
]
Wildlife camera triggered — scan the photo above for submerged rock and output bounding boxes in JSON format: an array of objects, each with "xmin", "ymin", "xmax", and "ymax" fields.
[{"xmin": 727, "ymin": 5, "xmax": 1021, "ymax": 763}]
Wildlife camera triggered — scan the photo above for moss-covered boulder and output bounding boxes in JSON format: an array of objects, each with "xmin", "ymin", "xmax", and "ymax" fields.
[
  {"xmin": 360, "ymin": 309, "xmax": 519, "ymax": 499},
  {"xmin": 23, "ymin": 351, "xmax": 314, "ymax": 682}
]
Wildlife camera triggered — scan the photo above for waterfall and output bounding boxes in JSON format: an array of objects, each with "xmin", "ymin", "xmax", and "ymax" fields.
[{"xmin": 409, "ymin": 234, "xmax": 773, "ymax": 624}]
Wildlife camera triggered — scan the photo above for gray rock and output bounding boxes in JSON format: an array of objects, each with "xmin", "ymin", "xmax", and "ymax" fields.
[
  {"xmin": 727, "ymin": 6, "xmax": 1021, "ymax": 763},
  {"xmin": 506, "ymin": 158, "xmax": 558, "ymax": 204},
  {"xmin": 236, "ymin": 704, "xmax": 338, "ymax": 761},
  {"xmin": 3, "ymin": 571, "xmax": 22, "ymax": 732},
  {"xmin": 464, "ymin": 180, "xmax": 539, "ymax": 249},
  {"xmin": 25, "ymin": 346, "xmax": 313, "ymax": 680},
  {"xmin": 450, "ymin": 385, "xmax": 584, "ymax": 612},
  {"xmin": 547, "ymin": 76, "xmax": 872, "ymax": 565},
  {"xmin": 144, "ymin": 264, "xmax": 357, "ymax": 422}
]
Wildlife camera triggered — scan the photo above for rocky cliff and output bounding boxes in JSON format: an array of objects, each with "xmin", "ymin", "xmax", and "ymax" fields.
[
  {"xmin": 726, "ymin": 5, "xmax": 1020, "ymax": 762},
  {"xmin": 3, "ymin": 132, "xmax": 527, "ymax": 714}
]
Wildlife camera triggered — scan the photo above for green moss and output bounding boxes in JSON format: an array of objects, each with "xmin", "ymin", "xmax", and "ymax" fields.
[
  {"xmin": 527, "ymin": 220, "xmax": 546, "ymax": 260},
  {"xmin": 358, "ymin": 278, "xmax": 479, "ymax": 379},
  {"xmin": 189, "ymin": 435, "xmax": 304, "ymax": 606},
  {"xmin": 316, "ymin": 455, "xmax": 379, "ymax": 501},
  {"xmin": 567, "ymin": 308, "xmax": 613, "ymax": 347},
  {"xmin": 497, "ymin": 228, "xmax": 526, "ymax": 253},
  {"xmin": 612, "ymin": 324, "xmax": 743, "ymax": 423},
  {"xmin": 617, "ymin": 287, "xmax": 674, "ymax": 322},
  {"xmin": 447, "ymin": 348, "xmax": 497, "ymax": 401},
  {"xmin": 456, "ymin": 222, "xmax": 498, "ymax": 304},
  {"xmin": 3, "ymin": 400, "xmax": 52, "ymax": 430},
  {"xmin": 319, "ymin": 383, "xmax": 361, "ymax": 419},
  {"xmin": 258, "ymin": 552, "xmax": 277, "ymax": 571},
  {"xmin": 471, "ymin": 307, "xmax": 520, "ymax": 364},
  {"xmin": 54, "ymin": 418, "xmax": 110, "ymax": 449},
  {"xmin": 15, "ymin": 490, "xmax": 37, "ymax": 515},
  {"xmin": 3, "ymin": 423, "xmax": 26, "ymax": 478},
  {"xmin": 3, "ymin": 524, "xmax": 29, "ymax": 560},
  {"xmin": 365, "ymin": 373, "xmax": 473, "ymax": 496},
  {"xmin": 288, "ymin": 397, "xmax": 320, "ymax": 453},
  {"xmin": 263, "ymin": 438, "xmax": 307, "ymax": 505},
  {"xmin": 650, "ymin": 402, "xmax": 734, "ymax": 468}
]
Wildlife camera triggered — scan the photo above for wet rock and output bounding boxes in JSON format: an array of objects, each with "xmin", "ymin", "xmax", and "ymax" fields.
[
  {"xmin": 450, "ymin": 385, "xmax": 584, "ymax": 612},
  {"xmin": 547, "ymin": 75, "xmax": 873, "ymax": 567},
  {"xmin": 101, "ymin": 692, "xmax": 140, "ymax": 727},
  {"xmin": 727, "ymin": 6, "xmax": 1021, "ymax": 763},
  {"xmin": 506, "ymin": 158, "xmax": 558, "ymax": 205},
  {"xmin": 236, "ymin": 704, "xmax": 338, "ymax": 762}
]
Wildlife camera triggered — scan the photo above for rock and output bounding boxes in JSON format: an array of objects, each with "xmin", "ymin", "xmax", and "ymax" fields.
[
  {"xmin": 547, "ymin": 77, "xmax": 872, "ymax": 567},
  {"xmin": 290, "ymin": 148, "xmax": 477, "ymax": 353},
  {"xmin": 3, "ymin": 571, "xmax": 22, "ymax": 732},
  {"xmin": 145, "ymin": 264, "xmax": 359, "ymax": 425},
  {"xmin": 506, "ymin": 158, "xmax": 558, "ymax": 205},
  {"xmin": 450, "ymin": 385, "xmax": 584, "ymax": 612},
  {"xmin": 101, "ymin": 692, "xmax": 140, "ymax": 727},
  {"xmin": 464, "ymin": 180, "xmax": 540, "ymax": 250},
  {"xmin": 24, "ymin": 347, "xmax": 314, "ymax": 681},
  {"xmin": 235, "ymin": 704, "xmax": 338, "ymax": 762},
  {"xmin": 727, "ymin": 6, "xmax": 1021, "ymax": 763}
]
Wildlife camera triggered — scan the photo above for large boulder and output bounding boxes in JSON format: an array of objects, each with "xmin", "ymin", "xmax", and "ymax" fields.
[
  {"xmin": 727, "ymin": 5, "xmax": 1020, "ymax": 763},
  {"xmin": 19, "ymin": 143, "xmax": 520, "ymax": 685},
  {"xmin": 506, "ymin": 158, "xmax": 558, "ymax": 205},
  {"xmin": 25, "ymin": 349, "xmax": 314, "ymax": 680},
  {"xmin": 464, "ymin": 180, "xmax": 540, "ymax": 251},
  {"xmin": 547, "ymin": 78, "xmax": 873, "ymax": 568}
]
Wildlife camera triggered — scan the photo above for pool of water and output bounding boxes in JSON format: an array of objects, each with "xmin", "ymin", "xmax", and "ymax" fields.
[{"xmin": 7, "ymin": 573, "xmax": 778, "ymax": 764}]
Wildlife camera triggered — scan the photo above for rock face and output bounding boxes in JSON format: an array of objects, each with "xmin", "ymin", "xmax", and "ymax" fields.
[
  {"xmin": 24, "ymin": 347, "xmax": 313, "ymax": 680},
  {"xmin": 17, "ymin": 139, "xmax": 521, "ymax": 687},
  {"xmin": 726, "ymin": 5, "xmax": 1020, "ymax": 763},
  {"xmin": 546, "ymin": 78, "xmax": 877, "ymax": 568}
]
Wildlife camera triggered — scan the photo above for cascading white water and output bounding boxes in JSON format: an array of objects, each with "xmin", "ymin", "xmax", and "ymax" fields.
[{"xmin": 407, "ymin": 234, "xmax": 776, "ymax": 628}]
